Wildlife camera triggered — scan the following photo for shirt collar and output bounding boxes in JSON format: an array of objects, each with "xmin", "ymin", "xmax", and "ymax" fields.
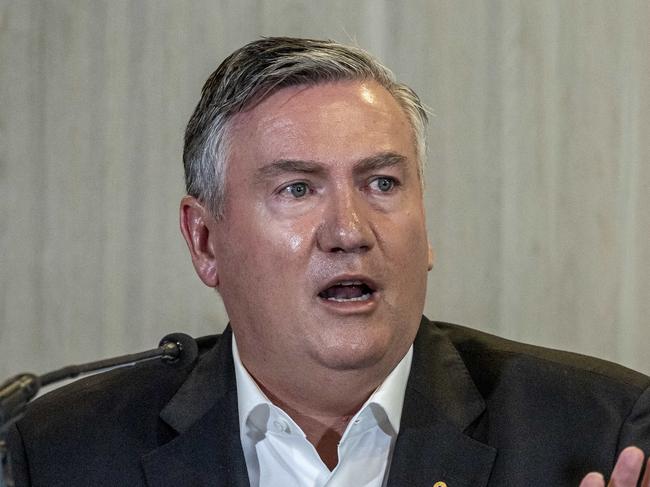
[
  {"xmin": 232, "ymin": 333, "xmax": 413, "ymax": 439},
  {"xmin": 362, "ymin": 342, "xmax": 413, "ymax": 435},
  {"xmin": 233, "ymin": 335, "xmax": 271, "ymax": 434}
]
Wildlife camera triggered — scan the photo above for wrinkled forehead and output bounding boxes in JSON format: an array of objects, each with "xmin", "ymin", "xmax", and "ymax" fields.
[
  {"xmin": 226, "ymin": 80, "xmax": 418, "ymax": 160},
  {"xmin": 232, "ymin": 81, "xmax": 412, "ymax": 148}
]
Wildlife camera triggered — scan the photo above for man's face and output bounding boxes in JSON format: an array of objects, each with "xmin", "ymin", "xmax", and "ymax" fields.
[{"xmin": 207, "ymin": 80, "xmax": 432, "ymax": 378}]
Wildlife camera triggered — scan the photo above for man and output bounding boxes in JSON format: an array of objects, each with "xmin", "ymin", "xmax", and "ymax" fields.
[{"xmin": 7, "ymin": 37, "xmax": 650, "ymax": 486}]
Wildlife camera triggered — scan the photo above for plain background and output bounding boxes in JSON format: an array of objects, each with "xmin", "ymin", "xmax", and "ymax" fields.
[{"xmin": 1, "ymin": 1, "xmax": 648, "ymax": 382}]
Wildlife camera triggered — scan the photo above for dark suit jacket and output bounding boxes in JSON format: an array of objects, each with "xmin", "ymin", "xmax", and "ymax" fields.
[{"xmin": 7, "ymin": 318, "xmax": 650, "ymax": 486}]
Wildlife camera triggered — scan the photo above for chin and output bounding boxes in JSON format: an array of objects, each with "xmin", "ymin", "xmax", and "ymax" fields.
[{"xmin": 311, "ymin": 332, "xmax": 399, "ymax": 371}]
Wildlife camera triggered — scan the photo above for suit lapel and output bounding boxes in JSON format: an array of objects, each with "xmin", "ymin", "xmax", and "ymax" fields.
[
  {"xmin": 387, "ymin": 319, "xmax": 497, "ymax": 487},
  {"xmin": 141, "ymin": 327, "xmax": 250, "ymax": 487}
]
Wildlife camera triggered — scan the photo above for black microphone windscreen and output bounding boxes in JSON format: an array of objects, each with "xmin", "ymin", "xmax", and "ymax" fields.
[{"xmin": 158, "ymin": 333, "xmax": 199, "ymax": 369}]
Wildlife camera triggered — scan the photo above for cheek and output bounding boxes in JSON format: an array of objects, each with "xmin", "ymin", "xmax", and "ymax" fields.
[
  {"xmin": 265, "ymin": 222, "xmax": 314, "ymax": 259},
  {"xmin": 229, "ymin": 213, "xmax": 318, "ymax": 277},
  {"xmin": 259, "ymin": 205, "xmax": 321, "ymax": 254},
  {"xmin": 380, "ymin": 209, "xmax": 428, "ymax": 253},
  {"xmin": 380, "ymin": 216, "xmax": 430, "ymax": 294}
]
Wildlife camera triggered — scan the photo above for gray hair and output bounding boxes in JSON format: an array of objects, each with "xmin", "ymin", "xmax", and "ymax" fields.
[{"xmin": 183, "ymin": 37, "xmax": 428, "ymax": 218}]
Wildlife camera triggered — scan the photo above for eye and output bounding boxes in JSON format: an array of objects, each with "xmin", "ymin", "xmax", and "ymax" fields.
[
  {"xmin": 369, "ymin": 177, "xmax": 396, "ymax": 192},
  {"xmin": 282, "ymin": 182, "xmax": 310, "ymax": 198}
]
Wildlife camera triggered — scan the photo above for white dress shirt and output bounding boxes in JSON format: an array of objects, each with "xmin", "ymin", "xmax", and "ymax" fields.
[{"xmin": 233, "ymin": 336, "xmax": 413, "ymax": 487}]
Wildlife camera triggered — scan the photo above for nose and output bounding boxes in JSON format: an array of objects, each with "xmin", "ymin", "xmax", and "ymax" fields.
[{"xmin": 316, "ymin": 188, "xmax": 374, "ymax": 254}]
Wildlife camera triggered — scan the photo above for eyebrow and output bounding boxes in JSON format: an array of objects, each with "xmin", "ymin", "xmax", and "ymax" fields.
[
  {"xmin": 352, "ymin": 152, "xmax": 407, "ymax": 174},
  {"xmin": 255, "ymin": 159, "xmax": 325, "ymax": 182},
  {"xmin": 254, "ymin": 151, "xmax": 408, "ymax": 183}
]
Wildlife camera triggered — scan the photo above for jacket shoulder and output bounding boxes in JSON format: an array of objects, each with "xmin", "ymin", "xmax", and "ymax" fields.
[
  {"xmin": 430, "ymin": 320, "xmax": 650, "ymax": 396},
  {"xmin": 7, "ymin": 333, "xmax": 225, "ymax": 485},
  {"xmin": 24, "ymin": 333, "xmax": 222, "ymax": 419}
]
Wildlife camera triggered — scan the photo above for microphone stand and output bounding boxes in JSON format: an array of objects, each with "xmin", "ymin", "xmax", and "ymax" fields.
[
  {"xmin": 0, "ymin": 440, "xmax": 10, "ymax": 487},
  {"xmin": 0, "ymin": 333, "xmax": 194, "ymax": 487}
]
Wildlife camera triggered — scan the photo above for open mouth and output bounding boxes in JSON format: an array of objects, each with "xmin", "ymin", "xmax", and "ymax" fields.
[{"xmin": 317, "ymin": 280, "xmax": 376, "ymax": 303}]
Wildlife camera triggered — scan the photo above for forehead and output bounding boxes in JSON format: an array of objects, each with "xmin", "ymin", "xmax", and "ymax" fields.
[{"xmin": 226, "ymin": 80, "xmax": 418, "ymax": 169}]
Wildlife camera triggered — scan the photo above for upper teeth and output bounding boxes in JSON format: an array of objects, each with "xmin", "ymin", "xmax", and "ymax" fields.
[
  {"xmin": 336, "ymin": 280, "xmax": 363, "ymax": 286},
  {"xmin": 328, "ymin": 294, "xmax": 371, "ymax": 302}
]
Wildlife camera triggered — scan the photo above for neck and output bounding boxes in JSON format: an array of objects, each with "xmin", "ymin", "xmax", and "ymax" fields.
[
  {"xmin": 249, "ymin": 354, "xmax": 393, "ymax": 415},
  {"xmin": 244, "ymin": 358, "xmax": 388, "ymax": 470},
  {"xmin": 259, "ymin": 381, "xmax": 366, "ymax": 470},
  {"xmin": 234, "ymin": 334, "xmax": 405, "ymax": 468}
]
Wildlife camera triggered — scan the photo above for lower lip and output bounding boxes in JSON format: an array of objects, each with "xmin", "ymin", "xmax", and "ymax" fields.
[{"xmin": 316, "ymin": 292, "xmax": 379, "ymax": 314}]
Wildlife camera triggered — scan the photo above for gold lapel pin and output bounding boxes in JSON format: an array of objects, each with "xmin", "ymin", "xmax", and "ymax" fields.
[{"xmin": 433, "ymin": 482, "xmax": 448, "ymax": 487}]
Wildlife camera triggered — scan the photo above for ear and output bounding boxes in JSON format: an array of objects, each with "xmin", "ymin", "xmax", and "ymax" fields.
[
  {"xmin": 427, "ymin": 242, "xmax": 435, "ymax": 271},
  {"xmin": 179, "ymin": 195, "xmax": 220, "ymax": 287}
]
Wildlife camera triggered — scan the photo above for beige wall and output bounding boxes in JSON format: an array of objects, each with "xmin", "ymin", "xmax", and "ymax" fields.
[{"xmin": 1, "ymin": 0, "xmax": 649, "ymax": 380}]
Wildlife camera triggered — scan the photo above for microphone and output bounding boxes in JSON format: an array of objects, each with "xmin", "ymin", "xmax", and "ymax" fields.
[
  {"xmin": 0, "ymin": 374, "xmax": 40, "ymax": 434},
  {"xmin": 158, "ymin": 333, "xmax": 199, "ymax": 370},
  {"xmin": 0, "ymin": 333, "xmax": 198, "ymax": 433}
]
